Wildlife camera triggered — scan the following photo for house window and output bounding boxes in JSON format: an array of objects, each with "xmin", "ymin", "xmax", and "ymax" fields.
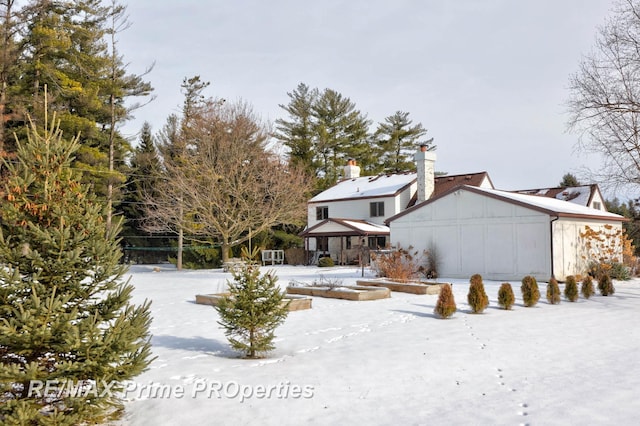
[
  {"xmin": 345, "ymin": 237, "xmax": 352, "ymax": 249},
  {"xmin": 317, "ymin": 236, "xmax": 329, "ymax": 252},
  {"xmin": 370, "ymin": 201, "xmax": 385, "ymax": 217},
  {"xmin": 593, "ymin": 201, "xmax": 602, "ymax": 210},
  {"xmin": 368, "ymin": 236, "xmax": 386, "ymax": 249},
  {"xmin": 316, "ymin": 206, "xmax": 329, "ymax": 220}
]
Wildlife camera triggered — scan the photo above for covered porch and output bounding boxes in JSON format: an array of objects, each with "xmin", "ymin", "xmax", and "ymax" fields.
[{"xmin": 299, "ymin": 218, "xmax": 390, "ymax": 265}]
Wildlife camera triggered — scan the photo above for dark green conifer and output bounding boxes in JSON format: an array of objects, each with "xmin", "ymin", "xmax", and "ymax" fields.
[
  {"xmin": 597, "ymin": 273, "xmax": 615, "ymax": 296},
  {"xmin": 581, "ymin": 275, "xmax": 595, "ymax": 299},
  {"xmin": 216, "ymin": 265, "xmax": 289, "ymax": 358},
  {"xmin": 0, "ymin": 115, "xmax": 153, "ymax": 424}
]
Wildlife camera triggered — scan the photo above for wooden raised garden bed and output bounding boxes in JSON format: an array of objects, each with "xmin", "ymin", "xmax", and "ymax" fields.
[
  {"xmin": 195, "ymin": 293, "xmax": 312, "ymax": 311},
  {"xmin": 286, "ymin": 285, "xmax": 391, "ymax": 301},
  {"xmin": 356, "ymin": 279, "xmax": 450, "ymax": 295}
]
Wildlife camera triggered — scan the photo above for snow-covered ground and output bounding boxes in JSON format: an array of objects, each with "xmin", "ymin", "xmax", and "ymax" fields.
[{"xmin": 115, "ymin": 264, "xmax": 640, "ymax": 425}]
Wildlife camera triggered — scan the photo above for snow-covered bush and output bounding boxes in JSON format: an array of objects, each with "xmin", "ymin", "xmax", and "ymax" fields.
[
  {"xmin": 318, "ymin": 256, "xmax": 335, "ymax": 267},
  {"xmin": 434, "ymin": 284, "xmax": 456, "ymax": 319},
  {"xmin": 467, "ymin": 273, "xmax": 489, "ymax": 313},
  {"xmin": 521, "ymin": 275, "xmax": 540, "ymax": 307},
  {"xmin": 497, "ymin": 283, "xmax": 515, "ymax": 310},
  {"xmin": 564, "ymin": 275, "xmax": 579, "ymax": 302},
  {"xmin": 546, "ymin": 277, "xmax": 561, "ymax": 304}
]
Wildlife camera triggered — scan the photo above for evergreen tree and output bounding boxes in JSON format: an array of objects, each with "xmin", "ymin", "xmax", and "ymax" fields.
[
  {"xmin": 546, "ymin": 277, "xmax": 561, "ymax": 304},
  {"xmin": 275, "ymin": 82, "xmax": 318, "ymax": 178},
  {"xmin": 521, "ymin": 275, "xmax": 540, "ymax": 307},
  {"xmin": 373, "ymin": 111, "xmax": 433, "ymax": 174},
  {"xmin": 0, "ymin": 115, "xmax": 153, "ymax": 423},
  {"xmin": 559, "ymin": 173, "xmax": 580, "ymax": 187},
  {"xmin": 434, "ymin": 283, "xmax": 456, "ymax": 319},
  {"xmin": 564, "ymin": 275, "xmax": 579, "ymax": 302},
  {"xmin": 597, "ymin": 273, "xmax": 615, "ymax": 296},
  {"xmin": 581, "ymin": 275, "xmax": 595, "ymax": 299},
  {"xmin": 497, "ymin": 283, "xmax": 515, "ymax": 310},
  {"xmin": 467, "ymin": 273, "xmax": 489, "ymax": 313},
  {"xmin": 312, "ymin": 88, "xmax": 371, "ymax": 189},
  {"xmin": 216, "ymin": 265, "xmax": 289, "ymax": 358}
]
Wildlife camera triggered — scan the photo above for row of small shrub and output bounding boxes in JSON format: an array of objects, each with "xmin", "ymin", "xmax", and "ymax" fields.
[{"xmin": 434, "ymin": 272, "xmax": 616, "ymax": 318}]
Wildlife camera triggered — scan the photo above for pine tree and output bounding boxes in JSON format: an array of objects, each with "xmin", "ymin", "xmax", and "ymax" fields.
[
  {"xmin": 216, "ymin": 265, "xmax": 289, "ymax": 358},
  {"xmin": 467, "ymin": 273, "xmax": 489, "ymax": 313},
  {"xmin": 564, "ymin": 275, "xmax": 579, "ymax": 302},
  {"xmin": 497, "ymin": 283, "xmax": 515, "ymax": 310},
  {"xmin": 374, "ymin": 111, "xmax": 434, "ymax": 174},
  {"xmin": 434, "ymin": 283, "xmax": 456, "ymax": 319},
  {"xmin": 546, "ymin": 277, "xmax": 561, "ymax": 304},
  {"xmin": 0, "ymin": 114, "xmax": 153, "ymax": 424},
  {"xmin": 521, "ymin": 275, "xmax": 540, "ymax": 307}
]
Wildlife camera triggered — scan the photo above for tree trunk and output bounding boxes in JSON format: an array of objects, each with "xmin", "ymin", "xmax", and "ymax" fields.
[{"xmin": 221, "ymin": 241, "xmax": 230, "ymax": 263}]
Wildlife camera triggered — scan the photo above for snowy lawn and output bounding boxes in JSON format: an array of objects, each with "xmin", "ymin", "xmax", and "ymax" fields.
[{"xmin": 115, "ymin": 265, "xmax": 640, "ymax": 425}]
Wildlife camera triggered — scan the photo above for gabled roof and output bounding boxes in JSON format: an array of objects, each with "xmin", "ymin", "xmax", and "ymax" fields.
[
  {"xmin": 309, "ymin": 173, "xmax": 415, "ymax": 203},
  {"xmin": 407, "ymin": 171, "xmax": 493, "ymax": 208},
  {"xmin": 513, "ymin": 184, "xmax": 603, "ymax": 208},
  {"xmin": 309, "ymin": 171, "xmax": 491, "ymax": 204},
  {"xmin": 299, "ymin": 218, "xmax": 390, "ymax": 237},
  {"xmin": 386, "ymin": 185, "xmax": 626, "ymax": 225}
]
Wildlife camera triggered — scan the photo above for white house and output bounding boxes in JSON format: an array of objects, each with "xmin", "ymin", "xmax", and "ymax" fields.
[
  {"xmin": 300, "ymin": 149, "xmax": 493, "ymax": 264},
  {"xmin": 386, "ymin": 185, "xmax": 626, "ymax": 281},
  {"xmin": 514, "ymin": 184, "xmax": 607, "ymax": 211}
]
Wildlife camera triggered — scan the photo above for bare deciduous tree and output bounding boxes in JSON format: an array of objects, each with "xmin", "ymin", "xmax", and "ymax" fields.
[
  {"xmin": 145, "ymin": 99, "xmax": 310, "ymax": 264},
  {"xmin": 567, "ymin": 0, "xmax": 640, "ymax": 191}
]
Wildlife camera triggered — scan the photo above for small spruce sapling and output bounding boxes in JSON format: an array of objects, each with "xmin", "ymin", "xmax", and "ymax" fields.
[
  {"xmin": 497, "ymin": 283, "xmax": 515, "ymax": 310},
  {"xmin": 434, "ymin": 284, "xmax": 456, "ymax": 319},
  {"xmin": 521, "ymin": 275, "xmax": 540, "ymax": 307},
  {"xmin": 467, "ymin": 273, "xmax": 489, "ymax": 313},
  {"xmin": 216, "ymin": 265, "xmax": 289, "ymax": 358},
  {"xmin": 546, "ymin": 277, "xmax": 561, "ymax": 304},
  {"xmin": 581, "ymin": 275, "xmax": 595, "ymax": 299},
  {"xmin": 597, "ymin": 273, "xmax": 615, "ymax": 296},
  {"xmin": 564, "ymin": 275, "xmax": 579, "ymax": 302}
]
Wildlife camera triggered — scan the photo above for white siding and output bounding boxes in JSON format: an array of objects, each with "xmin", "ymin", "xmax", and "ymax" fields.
[{"xmin": 390, "ymin": 189, "xmax": 552, "ymax": 281}]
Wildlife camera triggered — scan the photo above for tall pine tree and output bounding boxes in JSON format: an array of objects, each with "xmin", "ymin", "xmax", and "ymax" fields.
[{"xmin": 0, "ymin": 112, "xmax": 153, "ymax": 424}]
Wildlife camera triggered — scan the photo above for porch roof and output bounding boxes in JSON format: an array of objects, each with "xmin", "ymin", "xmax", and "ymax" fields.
[{"xmin": 299, "ymin": 218, "xmax": 390, "ymax": 237}]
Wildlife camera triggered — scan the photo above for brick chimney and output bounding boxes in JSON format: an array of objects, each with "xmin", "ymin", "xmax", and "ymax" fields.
[
  {"xmin": 343, "ymin": 159, "xmax": 360, "ymax": 179},
  {"xmin": 414, "ymin": 145, "xmax": 436, "ymax": 203}
]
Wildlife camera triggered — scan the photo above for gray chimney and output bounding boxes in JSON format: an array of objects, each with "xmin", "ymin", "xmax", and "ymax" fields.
[
  {"xmin": 414, "ymin": 145, "xmax": 436, "ymax": 203},
  {"xmin": 343, "ymin": 159, "xmax": 361, "ymax": 179}
]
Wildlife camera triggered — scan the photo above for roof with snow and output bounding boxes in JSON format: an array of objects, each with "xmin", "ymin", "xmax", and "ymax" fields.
[
  {"xmin": 309, "ymin": 173, "xmax": 415, "ymax": 203},
  {"xmin": 387, "ymin": 185, "xmax": 626, "ymax": 224},
  {"xmin": 513, "ymin": 184, "xmax": 601, "ymax": 207},
  {"xmin": 309, "ymin": 171, "xmax": 491, "ymax": 204},
  {"xmin": 299, "ymin": 218, "xmax": 390, "ymax": 237}
]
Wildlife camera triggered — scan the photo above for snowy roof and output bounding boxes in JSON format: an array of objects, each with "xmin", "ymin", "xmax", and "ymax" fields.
[
  {"xmin": 464, "ymin": 186, "xmax": 623, "ymax": 220},
  {"xmin": 387, "ymin": 185, "xmax": 625, "ymax": 224},
  {"xmin": 299, "ymin": 218, "xmax": 390, "ymax": 237},
  {"xmin": 309, "ymin": 173, "xmax": 416, "ymax": 203},
  {"xmin": 514, "ymin": 185, "xmax": 598, "ymax": 207}
]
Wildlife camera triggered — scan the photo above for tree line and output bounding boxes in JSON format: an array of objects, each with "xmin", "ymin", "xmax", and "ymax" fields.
[{"xmin": 0, "ymin": 1, "xmax": 437, "ymax": 269}]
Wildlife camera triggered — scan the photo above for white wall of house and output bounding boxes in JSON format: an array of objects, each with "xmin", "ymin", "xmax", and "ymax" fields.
[
  {"xmin": 551, "ymin": 219, "xmax": 623, "ymax": 280},
  {"xmin": 390, "ymin": 189, "xmax": 553, "ymax": 281}
]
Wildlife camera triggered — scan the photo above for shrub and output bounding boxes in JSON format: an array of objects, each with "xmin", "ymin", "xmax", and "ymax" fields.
[
  {"xmin": 497, "ymin": 283, "xmax": 515, "ymax": 310},
  {"xmin": 581, "ymin": 275, "xmax": 595, "ymax": 299},
  {"xmin": 216, "ymin": 265, "xmax": 289, "ymax": 358},
  {"xmin": 608, "ymin": 262, "xmax": 631, "ymax": 280},
  {"xmin": 597, "ymin": 273, "xmax": 615, "ymax": 296},
  {"xmin": 546, "ymin": 277, "xmax": 561, "ymax": 304},
  {"xmin": 371, "ymin": 246, "xmax": 424, "ymax": 281},
  {"xmin": 521, "ymin": 275, "xmax": 540, "ymax": 307},
  {"xmin": 318, "ymin": 256, "xmax": 335, "ymax": 267},
  {"xmin": 467, "ymin": 273, "xmax": 489, "ymax": 313},
  {"xmin": 564, "ymin": 275, "xmax": 579, "ymax": 302},
  {"xmin": 434, "ymin": 284, "xmax": 457, "ymax": 319}
]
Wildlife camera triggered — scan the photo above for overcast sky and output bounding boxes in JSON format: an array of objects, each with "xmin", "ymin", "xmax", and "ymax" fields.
[{"xmin": 117, "ymin": 0, "xmax": 615, "ymax": 195}]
